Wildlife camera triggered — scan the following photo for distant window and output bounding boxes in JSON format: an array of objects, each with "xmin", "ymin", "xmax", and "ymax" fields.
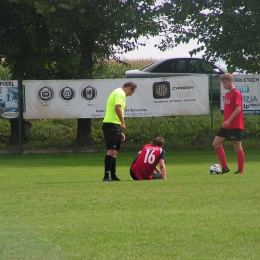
[
  {"xmin": 188, "ymin": 59, "xmax": 216, "ymax": 73},
  {"xmin": 152, "ymin": 59, "xmax": 189, "ymax": 73},
  {"xmin": 200, "ymin": 61, "xmax": 215, "ymax": 73},
  {"xmin": 176, "ymin": 60, "xmax": 186, "ymax": 72},
  {"xmin": 152, "ymin": 60, "xmax": 177, "ymax": 73},
  {"xmin": 189, "ymin": 60, "xmax": 201, "ymax": 73}
]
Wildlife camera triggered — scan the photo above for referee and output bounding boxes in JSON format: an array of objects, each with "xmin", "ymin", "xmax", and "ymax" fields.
[{"xmin": 102, "ymin": 82, "xmax": 137, "ymax": 182}]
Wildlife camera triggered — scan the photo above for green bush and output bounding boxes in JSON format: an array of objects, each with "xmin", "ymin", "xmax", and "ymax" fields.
[
  {"xmin": 1, "ymin": 105, "xmax": 260, "ymax": 149},
  {"xmin": 0, "ymin": 64, "xmax": 11, "ymax": 80},
  {"xmin": 26, "ymin": 119, "xmax": 77, "ymax": 147},
  {"xmin": 0, "ymin": 120, "xmax": 10, "ymax": 146},
  {"xmin": 92, "ymin": 58, "xmax": 156, "ymax": 79}
]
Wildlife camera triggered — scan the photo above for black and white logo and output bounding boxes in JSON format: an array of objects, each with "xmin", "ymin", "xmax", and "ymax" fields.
[
  {"xmin": 81, "ymin": 85, "xmax": 97, "ymax": 101},
  {"xmin": 36, "ymin": 85, "xmax": 55, "ymax": 105},
  {"xmin": 59, "ymin": 85, "xmax": 75, "ymax": 102},
  {"xmin": 153, "ymin": 81, "xmax": 170, "ymax": 99}
]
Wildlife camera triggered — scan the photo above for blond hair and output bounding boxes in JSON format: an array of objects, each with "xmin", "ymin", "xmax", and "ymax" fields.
[{"xmin": 220, "ymin": 73, "xmax": 233, "ymax": 82}]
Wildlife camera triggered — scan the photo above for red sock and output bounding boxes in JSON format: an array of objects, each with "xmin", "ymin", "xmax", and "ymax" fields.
[
  {"xmin": 237, "ymin": 150, "xmax": 245, "ymax": 172},
  {"xmin": 216, "ymin": 147, "xmax": 228, "ymax": 169}
]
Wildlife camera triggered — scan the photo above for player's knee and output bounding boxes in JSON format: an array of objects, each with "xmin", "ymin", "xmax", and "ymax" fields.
[
  {"xmin": 213, "ymin": 139, "xmax": 221, "ymax": 149},
  {"xmin": 213, "ymin": 142, "xmax": 221, "ymax": 150}
]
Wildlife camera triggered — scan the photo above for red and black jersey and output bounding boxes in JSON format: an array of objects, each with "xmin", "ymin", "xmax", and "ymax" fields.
[
  {"xmin": 224, "ymin": 88, "xmax": 244, "ymax": 130},
  {"xmin": 131, "ymin": 144, "xmax": 166, "ymax": 180}
]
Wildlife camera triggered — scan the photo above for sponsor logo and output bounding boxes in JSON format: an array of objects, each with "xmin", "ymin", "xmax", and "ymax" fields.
[
  {"xmin": 59, "ymin": 85, "xmax": 76, "ymax": 102},
  {"xmin": 225, "ymin": 99, "xmax": 231, "ymax": 105},
  {"xmin": 233, "ymin": 77, "xmax": 259, "ymax": 82},
  {"xmin": 243, "ymin": 96, "xmax": 258, "ymax": 102},
  {"xmin": 172, "ymin": 86, "xmax": 194, "ymax": 90},
  {"xmin": 81, "ymin": 85, "xmax": 97, "ymax": 100},
  {"xmin": 1, "ymin": 111, "xmax": 19, "ymax": 118},
  {"xmin": 36, "ymin": 85, "xmax": 55, "ymax": 105},
  {"xmin": 153, "ymin": 81, "xmax": 170, "ymax": 99},
  {"xmin": 0, "ymin": 81, "xmax": 15, "ymax": 87},
  {"xmin": 236, "ymin": 86, "xmax": 249, "ymax": 93}
]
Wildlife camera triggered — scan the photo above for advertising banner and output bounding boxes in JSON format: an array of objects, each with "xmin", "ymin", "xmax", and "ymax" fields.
[
  {"xmin": 23, "ymin": 76, "xmax": 209, "ymax": 119},
  {"xmin": 221, "ymin": 75, "xmax": 260, "ymax": 114},
  {"xmin": 0, "ymin": 80, "xmax": 19, "ymax": 119}
]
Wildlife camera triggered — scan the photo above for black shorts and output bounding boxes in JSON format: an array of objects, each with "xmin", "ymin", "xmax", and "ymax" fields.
[
  {"xmin": 216, "ymin": 128, "xmax": 242, "ymax": 141},
  {"xmin": 102, "ymin": 123, "xmax": 122, "ymax": 150},
  {"xmin": 152, "ymin": 173, "xmax": 163, "ymax": 179},
  {"xmin": 130, "ymin": 168, "xmax": 138, "ymax": 180}
]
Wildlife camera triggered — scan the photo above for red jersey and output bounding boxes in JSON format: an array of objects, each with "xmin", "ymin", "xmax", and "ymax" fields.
[
  {"xmin": 131, "ymin": 144, "xmax": 166, "ymax": 180},
  {"xmin": 224, "ymin": 88, "xmax": 244, "ymax": 130}
]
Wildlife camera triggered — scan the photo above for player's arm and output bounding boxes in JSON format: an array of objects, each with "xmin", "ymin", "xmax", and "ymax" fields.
[
  {"xmin": 115, "ymin": 104, "xmax": 126, "ymax": 130},
  {"xmin": 222, "ymin": 105, "xmax": 241, "ymax": 127},
  {"xmin": 155, "ymin": 166, "xmax": 161, "ymax": 173},
  {"xmin": 159, "ymin": 159, "xmax": 167, "ymax": 180}
]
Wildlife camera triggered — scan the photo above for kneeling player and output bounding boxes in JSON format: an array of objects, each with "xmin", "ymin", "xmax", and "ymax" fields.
[{"xmin": 130, "ymin": 137, "xmax": 167, "ymax": 180}]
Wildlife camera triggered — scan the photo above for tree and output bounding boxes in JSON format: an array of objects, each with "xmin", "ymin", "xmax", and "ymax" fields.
[
  {"xmin": 34, "ymin": 0, "xmax": 171, "ymax": 146},
  {"xmin": 0, "ymin": 1, "xmax": 56, "ymax": 79},
  {"xmin": 0, "ymin": 0, "xmax": 172, "ymax": 146},
  {"xmin": 157, "ymin": 0, "xmax": 260, "ymax": 73},
  {"xmin": 0, "ymin": 1, "xmax": 46, "ymax": 145}
]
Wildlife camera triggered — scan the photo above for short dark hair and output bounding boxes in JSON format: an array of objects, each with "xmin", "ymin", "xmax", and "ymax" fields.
[
  {"xmin": 123, "ymin": 82, "xmax": 137, "ymax": 90},
  {"xmin": 152, "ymin": 137, "xmax": 165, "ymax": 147}
]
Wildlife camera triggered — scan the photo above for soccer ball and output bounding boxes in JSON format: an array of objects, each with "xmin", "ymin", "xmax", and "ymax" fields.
[{"xmin": 209, "ymin": 164, "xmax": 222, "ymax": 174}]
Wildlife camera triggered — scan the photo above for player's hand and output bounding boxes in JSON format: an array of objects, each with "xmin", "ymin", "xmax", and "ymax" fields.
[
  {"xmin": 222, "ymin": 120, "xmax": 230, "ymax": 128},
  {"xmin": 121, "ymin": 133, "xmax": 126, "ymax": 141}
]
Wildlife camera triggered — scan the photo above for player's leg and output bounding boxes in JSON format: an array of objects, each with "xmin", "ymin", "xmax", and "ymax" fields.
[
  {"xmin": 152, "ymin": 172, "xmax": 163, "ymax": 179},
  {"xmin": 102, "ymin": 124, "xmax": 119, "ymax": 181},
  {"xmin": 110, "ymin": 153, "xmax": 121, "ymax": 181},
  {"xmin": 108, "ymin": 125, "xmax": 122, "ymax": 181},
  {"xmin": 213, "ymin": 134, "xmax": 229, "ymax": 173},
  {"xmin": 103, "ymin": 149, "xmax": 117, "ymax": 181},
  {"xmin": 233, "ymin": 140, "xmax": 244, "ymax": 174},
  {"xmin": 130, "ymin": 167, "xmax": 139, "ymax": 180}
]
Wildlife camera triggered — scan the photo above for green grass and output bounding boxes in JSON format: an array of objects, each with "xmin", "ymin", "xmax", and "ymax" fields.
[{"xmin": 0, "ymin": 149, "xmax": 259, "ymax": 260}]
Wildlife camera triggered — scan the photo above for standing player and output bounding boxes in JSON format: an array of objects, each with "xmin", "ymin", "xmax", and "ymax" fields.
[
  {"xmin": 102, "ymin": 82, "xmax": 137, "ymax": 182},
  {"xmin": 213, "ymin": 73, "xmax": 245, "ymax": 174},
  {"xmin": 130, "ymin": 137, "xmax": 167, "ymax": 180}
]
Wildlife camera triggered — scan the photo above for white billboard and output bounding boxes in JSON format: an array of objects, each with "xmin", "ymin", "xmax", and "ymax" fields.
[
  {"xmin": 23, "ymin": 76, "xmax": 209, "ymax": 119},
  {"xmin": 221, "ymin": 75, "xmax": 260, "ymax": 114}
]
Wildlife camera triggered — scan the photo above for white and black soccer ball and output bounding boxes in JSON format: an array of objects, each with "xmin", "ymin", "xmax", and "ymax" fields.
[{"xmin": 209, "ymin": 164, "xmax": 222, "ymax": 174}]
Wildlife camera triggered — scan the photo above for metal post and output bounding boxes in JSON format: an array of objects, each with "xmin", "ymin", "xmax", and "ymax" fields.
[
  {"xmin": 209, "ymin": 74, "xmax": 214, "ymax": 141},
  {"xmin": 18, "ymin": 79, "xmax": 23, "ymax": 153}
]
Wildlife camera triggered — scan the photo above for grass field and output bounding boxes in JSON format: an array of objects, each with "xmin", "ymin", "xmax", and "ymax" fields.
[{"xmin": 0, "ymin": 148, "xmax": 259, "ymax": 260}]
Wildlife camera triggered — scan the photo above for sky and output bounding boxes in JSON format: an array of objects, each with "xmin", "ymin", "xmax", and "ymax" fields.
[
  {"xmin": 119, "ymin": 36, "xmax": 203, "ymax": 60},
  {"xmin": 118, "ymin": 36, "xmax": 226, "ymax": 69}
]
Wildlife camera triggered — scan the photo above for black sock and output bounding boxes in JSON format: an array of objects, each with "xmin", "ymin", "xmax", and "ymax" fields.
[
  {"xmin": 110, "ymin": 157, "xmax": 116, "ymax": 178},
  {"xmin": 104, "ymin": 155, "xmax": 113, "ymax": 178}
]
